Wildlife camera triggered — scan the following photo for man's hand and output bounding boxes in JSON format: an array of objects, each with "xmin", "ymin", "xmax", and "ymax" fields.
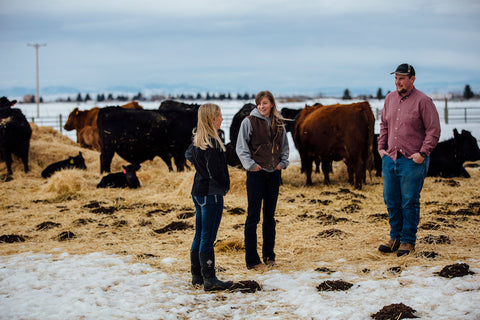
[{"xmin": 409, "ymin": 152, "xmax": 425, "ymax": 164}]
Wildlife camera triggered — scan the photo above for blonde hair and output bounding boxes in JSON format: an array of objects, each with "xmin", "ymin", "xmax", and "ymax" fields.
[
  {"xmin": 255, "ymin": 90, "xmax": 284, "ymax": 133},
  {"xmin": 193, "ymin": 103, "xmax": 225, "ymax": 152}
]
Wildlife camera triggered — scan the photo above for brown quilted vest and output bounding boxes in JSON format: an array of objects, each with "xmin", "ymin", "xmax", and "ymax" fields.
[{"xmin": 247, "ymin": 115, "xmax": 283, "ymax": 171}]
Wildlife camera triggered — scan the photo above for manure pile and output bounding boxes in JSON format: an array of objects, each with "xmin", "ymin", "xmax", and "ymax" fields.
[{"xmin": 1, "ymin": 123, "xmax": 479, "ymax": 279}]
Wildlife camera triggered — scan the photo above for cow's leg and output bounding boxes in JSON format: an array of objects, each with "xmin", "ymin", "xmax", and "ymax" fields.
[
  {"xmin": 353, "ymin": 159, "xmax": 365, "ymax": 190},
  {"xmin": 4, "ymin": 152, "xmax": 13, "ymax": 176},
  {"xmin": 321, "ymin": 161, "xmax": 331, "ymax": 185},
  {"xmin": 100, "ymin": 150, "xmax": 114, "ymax": 173},
  {"xmin": 314, "ymin": 159, "xmax": 321, "ymax": 174},
  {"xmin": 346, "ymin": 163, "xmax": 354, "ymax": 185},
  {"xmin": 301, "ymin": 155, "xmax": 313, "ymax": 185},
  {"xmin": 173, "ymin": 154, "xmax": 186, "ymax": 172},
  {"xmin": 21, "ymin": 152, "xmax": 29, "ymax": 173}
]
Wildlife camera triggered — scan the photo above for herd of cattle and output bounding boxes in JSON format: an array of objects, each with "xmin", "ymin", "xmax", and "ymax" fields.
[{"xmin": 1, "ymin": 96, "xmax": 480, "ymax": 189}]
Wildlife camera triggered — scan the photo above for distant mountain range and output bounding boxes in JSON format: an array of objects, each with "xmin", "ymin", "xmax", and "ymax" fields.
[{"xmin": 1, "ymin": 80, "xmax": 477, "ymax": 101}]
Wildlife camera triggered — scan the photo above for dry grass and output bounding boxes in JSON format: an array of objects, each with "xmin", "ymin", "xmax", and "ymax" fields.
[{"xmin": 1, "ymin": 123, "xmax": 479, "ymax": 281}]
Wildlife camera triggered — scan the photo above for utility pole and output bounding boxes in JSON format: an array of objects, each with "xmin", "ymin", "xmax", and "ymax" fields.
[{"xmin": 27, "ymin": 43, "xmax": 47, "ymax": 118}]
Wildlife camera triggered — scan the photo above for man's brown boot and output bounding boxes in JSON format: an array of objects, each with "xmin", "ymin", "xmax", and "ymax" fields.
[
  {"xmin": 397, "ymin": 243, "xmax": 415, "ymax": 257},
  {"xmin": 378, "ymin": 239, "xmax": 400, "ymax": 253}
]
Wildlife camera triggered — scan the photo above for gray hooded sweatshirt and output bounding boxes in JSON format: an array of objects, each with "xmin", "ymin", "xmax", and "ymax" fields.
[{"xmin": 235, "ymin": 108, "xmax": 290, "ymax": 172}]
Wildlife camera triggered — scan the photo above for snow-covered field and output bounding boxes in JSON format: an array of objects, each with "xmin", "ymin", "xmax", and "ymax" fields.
[{"xmin": 1, "ymin": 252, "xmax": 479, "ymax": 319}]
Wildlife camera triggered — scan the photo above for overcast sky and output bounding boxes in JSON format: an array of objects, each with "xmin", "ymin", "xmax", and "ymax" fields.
[{"xmin": 1, "ymin": 0, "xmax": 479, "ymax": 97}]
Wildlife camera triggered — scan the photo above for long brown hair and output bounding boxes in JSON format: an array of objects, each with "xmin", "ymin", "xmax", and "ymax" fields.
[
  {"xmin": 193, "ymin": 103, "xmax": 225, "ymax": 151},
  {"xmin": 255, "ymin": 90, "xmax": 284, "ymax": 133}
]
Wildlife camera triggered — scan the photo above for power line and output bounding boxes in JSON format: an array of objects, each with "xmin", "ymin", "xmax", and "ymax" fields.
[{"xmin": 27, "ymin": 43, "xmax": 47, "ymax": 118}]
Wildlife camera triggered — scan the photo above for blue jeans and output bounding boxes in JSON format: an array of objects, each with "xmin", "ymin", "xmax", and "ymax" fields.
[
  {"xmin": 382, "ymin": 155, "xmax": 429, "ymax": 245},
  {"xmin": 245, "ymin": 170, "xmax": 281, "ymax": 267},
  {"xmin": 191, "ymin": 195, "xmax": 224, "ymax": 253}
]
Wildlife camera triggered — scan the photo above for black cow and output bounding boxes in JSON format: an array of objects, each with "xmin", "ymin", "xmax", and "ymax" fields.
[
  {"xmin": 97, "ymin": 164, "xmax": 141, "ymax": 188},
  {"xmin": 159, "ymin": 99, "xmax": 200, "ymax": 112},
  {"xmin": 0, "ymin": 96, "xmax": 17, "ymax": 109},
  {"xmin": 280, "ymin": 107, "xmax": 302, "ymax": 134},
  {"xmin": 97, "ymin": 106, "xmax": 197, "ymax": 173},
  {"xmin": 0, "ymin": 98, "xmax": 31, "ymax": 180},
  {"xmin": 225, "ymin": 103, "xmax": 256, "ymax": 167},
  {"xmin": 428, "ymin": 129, "xmax": 480, "ymax": 178},
  {"xmin": 41, "ymin": 152, "xmax": 87, "ymax": 178},
  {"xmin": 159, "ymin": 100, "xmax": 225, "ymax": 160}
]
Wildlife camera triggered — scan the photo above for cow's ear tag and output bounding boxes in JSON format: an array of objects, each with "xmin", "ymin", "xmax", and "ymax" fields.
[{"xmin": 70, "ymin": 159, "xmax": 74, "ymax": 164}]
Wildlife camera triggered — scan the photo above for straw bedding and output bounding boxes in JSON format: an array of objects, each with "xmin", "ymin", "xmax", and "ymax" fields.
[{"xmin": 1, "ymin": 123, "xmax": 479, "ymax": 280}]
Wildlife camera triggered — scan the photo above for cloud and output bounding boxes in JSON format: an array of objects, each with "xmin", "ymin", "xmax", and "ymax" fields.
[{"xmin": 1, "ymin": 0, "xmax": 479, "ymax": 95}]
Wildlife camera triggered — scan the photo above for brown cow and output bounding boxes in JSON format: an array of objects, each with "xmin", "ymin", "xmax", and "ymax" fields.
[
  {"xmin": 64, "ymin": 101, "xmax": 143, "ymax": 150},
  {"xmin": 64, "ymin": 107, "xmax": 100, "ymax": 142},
  {"xmin": 294, "ymin": 101, "xmax": 375, "ymax": 189},
  {"xmin": 120, "ymin": 101, "xmax": 143, "ymax": 110},
  {"xmin": 78, "ymin": 125, "xmax": 100, "ymax": 151}
]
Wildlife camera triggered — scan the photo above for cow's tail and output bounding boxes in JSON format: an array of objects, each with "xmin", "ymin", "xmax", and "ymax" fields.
[{"xmin": 364, "ymin": 107, "xmax": 375, "ymax": 182}]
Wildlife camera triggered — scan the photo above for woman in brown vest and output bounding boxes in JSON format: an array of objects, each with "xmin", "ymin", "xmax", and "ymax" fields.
[{"xmin": 235, "ymin": 90, "xmax": 290, "ymax": 270}]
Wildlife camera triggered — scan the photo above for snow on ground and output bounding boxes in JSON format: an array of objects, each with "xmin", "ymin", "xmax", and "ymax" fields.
[{"xmin": 0, "ymin": 252, "xmax": 479, "ymax": 320}]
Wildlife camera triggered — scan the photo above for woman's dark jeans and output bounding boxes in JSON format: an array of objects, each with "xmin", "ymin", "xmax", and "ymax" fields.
[
  {"xmin": 191, "ymin": 194, "xmax": 224, "ymax": 253},
  {"xmin": 245, "ymin": 170, "xmax": 281, "ymax": 267}
]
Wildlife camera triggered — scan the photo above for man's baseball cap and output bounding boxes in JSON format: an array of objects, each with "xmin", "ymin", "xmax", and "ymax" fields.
[{"xmin": 390, "ymin": 63, "xmax": 415, "ymax": 76}]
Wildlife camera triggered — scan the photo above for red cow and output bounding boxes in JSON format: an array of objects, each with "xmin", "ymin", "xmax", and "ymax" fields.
[
  {"xmin": 120, "ymin": 101, "xmax": 143, "ymax": 109},
  {"xmin": 78, "ymin": 125, "xmax": 100, "ymax": 151},
  {"xmin": 64, "ymin": 107, "xmax": 100, "ymax": 142},
  {"xmin": 294, "ymin": 101, "xmax": 375, "ymax": 189}
]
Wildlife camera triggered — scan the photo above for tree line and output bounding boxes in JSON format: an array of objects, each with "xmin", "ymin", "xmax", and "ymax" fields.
[
  {"xmin": 22, "ymin": 85, "xmax": 477, "ymax": 103},
  {"xmin": 341, "ymin": 85, "xmax": 476, "ymax": 101},
  {"xmin": 52, "ymin": 92, "xmax": 257, "ymax": 103}
]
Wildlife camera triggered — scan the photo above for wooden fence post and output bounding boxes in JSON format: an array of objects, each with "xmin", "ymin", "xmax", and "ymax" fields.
[
  {"xmin": 59, "ymin": 114, "xmax": 63, "ymax": 134},
  {"xmin": 444, "ymin": 97, "xmax": 448, "ymax": 124}
]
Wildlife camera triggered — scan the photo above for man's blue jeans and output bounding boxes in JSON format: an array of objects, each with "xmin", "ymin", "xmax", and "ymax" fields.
[
  {"xmin": 382, "ymin": 155, "xmax": 429, "ymax": 245},
  {"xmin": 191, "ymin": 195, "xmax": 224, "ymax": 253}
]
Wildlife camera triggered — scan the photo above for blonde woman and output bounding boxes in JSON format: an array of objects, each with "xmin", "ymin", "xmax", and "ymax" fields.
[
  {"xmin": 236, "ymin": 90, "xmax": 290, "ymax": 270},
  {"xmin": 185, "ymin": 103, "xmax": 232, "ymax": 291}
]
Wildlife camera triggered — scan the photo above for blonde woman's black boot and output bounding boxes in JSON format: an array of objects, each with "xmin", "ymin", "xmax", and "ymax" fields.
[{"xmin": 199, "ymin": 251, "xmax": 233, "ymax": 291}]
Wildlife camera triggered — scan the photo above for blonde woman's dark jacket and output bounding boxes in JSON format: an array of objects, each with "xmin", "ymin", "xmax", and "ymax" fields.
[{"xmin": 185, "ymin": 139, "xmax": 230, "ymax": 196}]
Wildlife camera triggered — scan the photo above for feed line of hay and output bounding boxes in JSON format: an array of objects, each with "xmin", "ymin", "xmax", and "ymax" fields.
[{"xmin": 41, "ymin": 169, "xmax": 92, "ymax": 194}]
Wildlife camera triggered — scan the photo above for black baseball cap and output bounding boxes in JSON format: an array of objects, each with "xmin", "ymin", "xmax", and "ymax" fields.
[{"xmin": 390, "ymin": 63, "xmax": 415, "ymax": 76}]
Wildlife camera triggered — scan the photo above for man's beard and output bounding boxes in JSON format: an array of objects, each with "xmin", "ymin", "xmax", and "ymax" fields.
[{"xmin": 398, "ymin": 88, "xmax": 408, "ymax": 94}]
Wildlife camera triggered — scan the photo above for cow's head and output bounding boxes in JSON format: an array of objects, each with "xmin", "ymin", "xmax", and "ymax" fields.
[
  {"xmin": 64, "ymin": 107, "xmax": 80, "ymax": 130},
  {"xmin": 123, "ymin": 164, "xmax": 141, "ymax": 188},
  {"xmin": 0, "ymin": 96, "xmax": 17, "ymax": 109},
  {"xmin": 454, "ymin": 128, "xmax": 480, "ymax": 162},
  {"xmin": 70, "ymin": 151, "xmax": 87, "ymax": 169}
]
